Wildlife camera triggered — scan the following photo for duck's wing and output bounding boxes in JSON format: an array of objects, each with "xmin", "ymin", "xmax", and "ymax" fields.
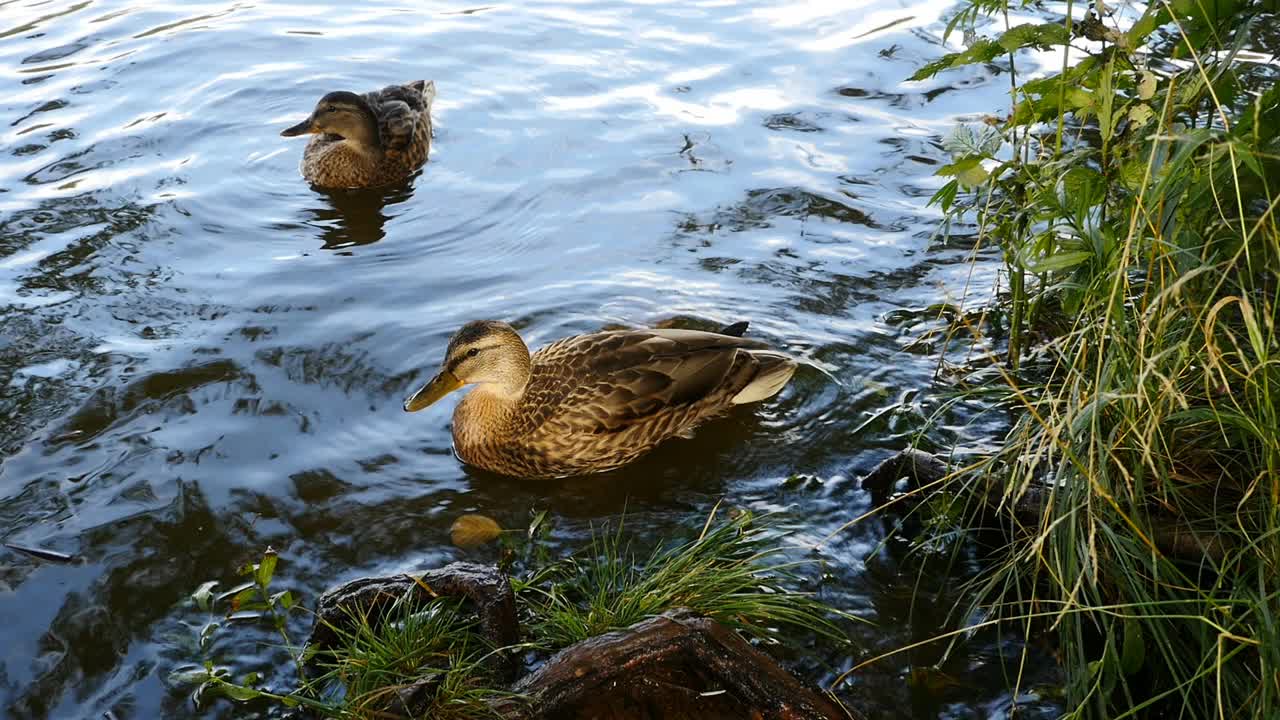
[
  {"xmin": 520, "ymin": 329, "xmax": 787, "ymax": 435},
  {"xmin": 365, "ymin": 81, "xmax": 434, "ymax": 159}
]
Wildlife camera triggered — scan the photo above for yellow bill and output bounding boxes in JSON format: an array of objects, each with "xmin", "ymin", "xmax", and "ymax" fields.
[{"xmin": 403, "ymin": 370, "xmax": 463, "ymax": 412}]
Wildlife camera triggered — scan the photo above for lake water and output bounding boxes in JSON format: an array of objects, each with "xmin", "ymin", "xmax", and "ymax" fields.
[{"xmin": 0, "ymin": 0, "xmax": 1063, "ymax": 717}]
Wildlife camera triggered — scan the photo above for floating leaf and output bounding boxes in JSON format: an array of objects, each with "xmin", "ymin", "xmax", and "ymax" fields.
[{"xmin": 451, "ymin": 514, "xmax": 503, "ymax": 548}]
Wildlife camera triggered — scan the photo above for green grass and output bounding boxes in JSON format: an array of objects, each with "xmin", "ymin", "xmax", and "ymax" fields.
[
  {"xmin": 307, "ymin": 595, "xmax": 507, "ymax": 719},
  {"xmin": 907, "ymin": 0, "xmax": 1280, "ymax": 716},
  {"xmin": 177, "ymin": 510, "xmax": 853, "ymax": 718},
  {"xmin": 515, "ymin": 508, "xmax": 851, "ymax": 650}
]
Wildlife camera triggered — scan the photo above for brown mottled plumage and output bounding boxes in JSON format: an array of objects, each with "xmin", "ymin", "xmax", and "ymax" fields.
[
  {"xmin": 403, "ymin": 321, "xmax": 798, "ymax": 479},
  {"xmin": 280, "ymin": 80, "xmax": 435, "ymax": 188}
]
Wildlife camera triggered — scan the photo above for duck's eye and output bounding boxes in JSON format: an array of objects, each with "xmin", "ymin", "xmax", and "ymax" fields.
[
  {"xmin": 466, "ymin": 348, "xmax": 480, "ymax": 358},
  {"xmin": 324, "ymin": 106, "xmax": 336, "ymax": 113}
]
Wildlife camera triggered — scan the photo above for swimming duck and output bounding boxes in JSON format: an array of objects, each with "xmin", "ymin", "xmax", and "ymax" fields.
[
  {"xmin": 281, "ymin": 80, "xmax": 435, "ymax": 188},
  {"xmin": 402, "ymin": 320, "xmax": 797, "ymax": 479}
]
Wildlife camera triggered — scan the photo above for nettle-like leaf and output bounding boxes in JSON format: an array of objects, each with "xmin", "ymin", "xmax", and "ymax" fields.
[
  {"xmin": 909, "ymin": 39, "xmax": 1003, "ymax": 81},
  {"xmin": 997, "ymin": 22, "xmax": 1070, "ymax": 52},
  {"xmin": 937, "ymin": 156, "xmax": 990, "ymax": 188},
  {"xmin": 942, "ymin": 124, "xmax": 1001, "ymax": 158}
]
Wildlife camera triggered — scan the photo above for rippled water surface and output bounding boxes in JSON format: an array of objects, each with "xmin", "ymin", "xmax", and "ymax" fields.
[{"xmin": 1, "ymin": 0, "xmax": 1064, "ymax": 717}]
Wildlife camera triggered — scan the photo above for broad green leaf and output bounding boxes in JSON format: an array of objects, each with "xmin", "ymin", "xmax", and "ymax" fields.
[
  {"xmin": 936, "ymin": 155, "xmax": 982, "ymax": 177},
  {"xmin": 168, "ymin": 667, "xmax": 212, "ymax": 686},
  {"xmin": 1121, "ymin": 620, "xmax": 1146, "ymax": 675},
  {"xmin": 1025, "ymin": 250, "xmax": 1091, "ymax": 273},
  {"xmin": 256, "ymin": 548, "xmax": 277, "ymax": 589},
  {"xmin": 1065, "ymin": 88, "xmax": 1095, "ymax": 114},
  {"xmin": 997, "ymin": 22, "xmax": 1070, "ymax": 53},
  {"xmin": 956, "ymin": 163, "xmax": 989, "ymax": 188},
  {"xmin": 908, "ymin": 39, "xmax": 1003, "ymax": 81},
  {"xmin": 1138, "ymin": 71, "xmax": 1157, "ymax": 100},
  {"xmin": 1128, "ymin": 103, "xmax": 1154, "ymax": 128},
  {"xmin": 217, "ymin": 683, "xmax": 264, "ymax": 702},
  {"xmin": 1060, "ymin": 166, "xmax": 1105, "ymax": 208}
]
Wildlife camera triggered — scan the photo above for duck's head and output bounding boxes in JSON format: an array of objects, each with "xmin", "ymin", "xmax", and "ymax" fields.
[
  {"xmin": 403, "ymin": 321, "xmax": 532, "ymax": 412},
  {"xmin": 281, "ymin": 91, "xmax": 381, "ymax": 149}
]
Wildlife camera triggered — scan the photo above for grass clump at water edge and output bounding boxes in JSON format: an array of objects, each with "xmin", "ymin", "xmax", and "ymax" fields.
[
  {"xmin": 899, "ymin": 0, "xmax": 1280, "ymax": 717},
  {"xmin": 173, "ymin": 509, "xmax": 852, "ymax": 717},
  {"xmin": 516, "ymin": 507, "xmax": 850, "ymax": 650}
]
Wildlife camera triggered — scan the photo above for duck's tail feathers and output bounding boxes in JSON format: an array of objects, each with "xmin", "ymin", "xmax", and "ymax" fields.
[
  {"xmin": 416, "ymin": 80, "xmax": 437, "ymax": 107},
  {"xmin": 718, "ymin": 320, "xmax": 749, "ymax": 337},
  {"xmin": 731, "ymin": 350, "xmax": 796, "ymax": 404}
]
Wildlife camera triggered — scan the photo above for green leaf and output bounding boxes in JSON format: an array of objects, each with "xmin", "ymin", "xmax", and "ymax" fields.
[
  {"xmin": 256, "ymin": 548, "xmax": 278, "ymax": 589},
  {"xmin": 218, "ymin": 683, "xmax": 265, "ymax": 702},
  {"xmin": 199, "ymin": 621, "xmax": 219, "ymax": 650},
  {"xmin": 272, "ymin": 590, "xmax": 295, "ymax": 611},
  {"xmin": 1060, "ymin": 166, "xmax": 1105, "ymax": 209},
  {"xmin": 1121, "ymin": 620, "xmax": 1146, "ymax": 675},
  {"xmin": 1138, "ymin": 71, "xmax": 1157, "ymax": 100},
  {"xmin": 168, "ymin": 666, "xmax": 212, "ymax": 687},
  {"xmin": 528, "ymin": 510, "xmax": 549, "ymax": 540},
  {"xmin": 908, "ymin": 39, "xmax": 1004, "ymax": 81},
  {"xmin": 216, "ymin": 581, "xmax": 254, "ymax": 604},
  {"xmin": 192, "ymin": 581, "xmax": 218, "ymax": 613},
  {"xmin": 1065, "ymin": 88, "xmax": 1096, "ymax": 115},
  {"xmin": 997, "ymin": 22, "xmax": 1070, "ymax": 53},
  {"xmin": 929, "ymin": 179, "xmax": 961, "ymax": 211},
  {"xmin": 942, "ymin": 124, "xmax": 1001, "ymax": 158},
  {"xmin": 1127, "ymin": 103, "xmax": 1154, "ymax": 128},
  {"xmin": 937, "ymin": 155, "xmax": 982, "ymax": 177},
  {"xmin": 957, "ymin": 163, "xmax": 989, "ymax": 188},
  {"xmin": 1025, "ymin": 250, "xmax": 1091, "ymax": 273}
]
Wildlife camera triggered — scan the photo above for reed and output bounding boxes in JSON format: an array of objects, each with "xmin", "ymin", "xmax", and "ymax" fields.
[{"xmin": 914, "ymin": 0, "xmax": 1280, "ymax": 715}]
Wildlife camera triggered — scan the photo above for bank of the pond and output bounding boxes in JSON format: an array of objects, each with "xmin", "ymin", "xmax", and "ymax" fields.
[
  {"xmin": 914, "ymin": 0, "xmax": 1280, "ymax": 717},
  {"xmin": 175, "ymin": 512, "xmax": 859, "ymax": 719}
]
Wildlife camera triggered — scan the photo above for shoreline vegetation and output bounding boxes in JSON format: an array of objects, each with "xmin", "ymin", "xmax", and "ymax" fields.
[
  {"xmin": 168, "ymin": 2, "xmax": 1278, "ymax": 718},
  {"xmin": 173, "ymin": 511, "xmax": 864, "ymax": 719},
  {"xmin": 914, "ymin": 0, "xmax": 1278, "ymax": 716}
]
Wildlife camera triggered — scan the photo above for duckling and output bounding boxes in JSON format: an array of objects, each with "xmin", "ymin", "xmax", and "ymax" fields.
[
  {"xmin": 403, "ymin": 320, "xmax": 797, "ymax": 479},
  {"xmin": 281, "ymin": 80, "xmax": 435, "ymax": 188}
]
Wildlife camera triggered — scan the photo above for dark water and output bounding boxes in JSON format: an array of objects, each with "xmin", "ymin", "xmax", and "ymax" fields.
[{"xmin": 0, "ymin": 0, "xmax": 1063, "ymax": 717}]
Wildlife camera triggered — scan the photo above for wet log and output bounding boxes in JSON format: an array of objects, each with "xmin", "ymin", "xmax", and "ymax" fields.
[
  {"xmin": 303, "ymin": 561, "xmax": 519, "ymax": 682},
  {"xmin": 491, "ymin": 608, "xmax": 856, "ymax": 720}
]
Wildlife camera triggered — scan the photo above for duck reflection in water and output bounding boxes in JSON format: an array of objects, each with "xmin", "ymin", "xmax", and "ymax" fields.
[{"xmin": 302, "ymin": 181, "xmax": 415, "ymax": 250}]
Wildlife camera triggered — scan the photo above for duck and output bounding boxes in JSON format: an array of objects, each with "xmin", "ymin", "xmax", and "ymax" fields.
[
  {"xmin": 280, "ymin": 80, "xmax": 435, "ymax": 188},
  {"xmin": 402, "ymin": 320, "xmax": 798, "ymax": 479}
]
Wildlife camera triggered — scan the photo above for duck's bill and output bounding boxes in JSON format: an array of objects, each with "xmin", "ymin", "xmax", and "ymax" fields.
[
  {"xmin": 403, "ymin": 371, "xmax": 462, "ymax": 412},
  {"xmin": 280, "ymin": 118, "xmax": 316, "ymax": 137}
]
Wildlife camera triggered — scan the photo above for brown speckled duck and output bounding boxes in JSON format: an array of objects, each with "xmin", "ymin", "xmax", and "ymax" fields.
[
  {"xmin": 402, "ymin": 320, "xmax": 797, "ymax": 479},
  {"xmin": 281, "ymin": 80, "xmax": 435, "ymax": 188}
]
